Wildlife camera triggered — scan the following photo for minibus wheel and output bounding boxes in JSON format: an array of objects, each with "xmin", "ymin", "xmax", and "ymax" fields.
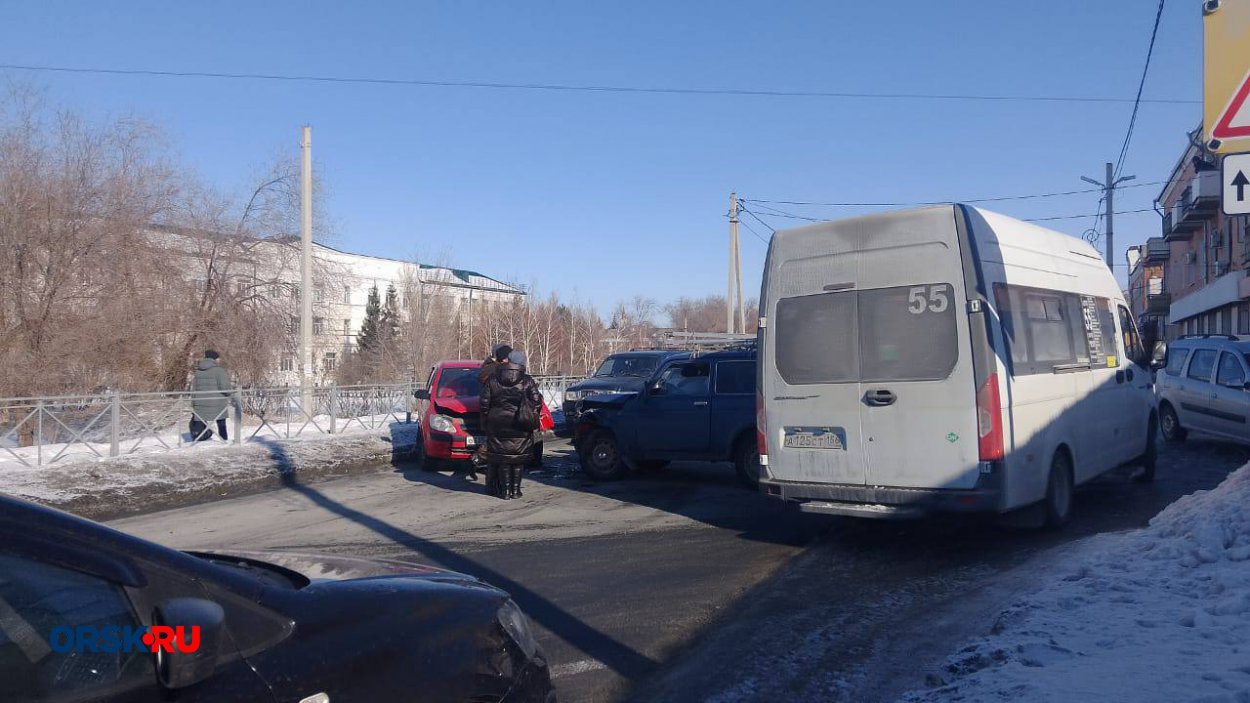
[
  {"xmin": 1159, "ymin": 403, "xmax": 1187, "ymax": 443},
  {"xmin": 1044, "ymin": 450, "xmax": 1074, "ymax": 528}
]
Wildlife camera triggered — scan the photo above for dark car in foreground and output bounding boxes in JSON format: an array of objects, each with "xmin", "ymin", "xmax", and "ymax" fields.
[
  {"xmin": 0, "ymin": 495, "xmax": 553, "ymax": 703},
  {"xmin": 560, "ymin": 351, "xmax": 691, "ymax": 426},
  {"xmin": 572, "ymin": 349, "xmax": 760, "ymax": 486}
]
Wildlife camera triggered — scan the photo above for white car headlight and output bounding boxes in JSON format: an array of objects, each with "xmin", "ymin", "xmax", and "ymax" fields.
[
  {"xmin": 564, "ymin": 390, "xmax": 580, "ymax": 402},
  {"xmin": 428, "ymin": 414, "xmax": 456, "ymax": 433},
  {"xmin": 497, "ymin": 600, "xmax": 538, "ymax": 659}
]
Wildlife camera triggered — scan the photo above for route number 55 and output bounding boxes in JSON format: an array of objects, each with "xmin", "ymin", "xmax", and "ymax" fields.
[{"xmin": 907, "ymin": 285, "xmax": 949, "ymax": 314}]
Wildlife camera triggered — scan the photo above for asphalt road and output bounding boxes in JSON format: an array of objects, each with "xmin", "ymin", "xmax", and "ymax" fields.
[{"xmin": 110, "ymin": 436, "xmax": 1250, "ymax": 702}]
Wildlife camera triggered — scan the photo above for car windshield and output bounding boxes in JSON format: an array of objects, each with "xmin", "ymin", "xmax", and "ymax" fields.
[
  {"xmin": 437, "ymin": 368, "xmax": 482, "ymax": 398},
  {"xmin": 594, "ymin": 356, "xmax": 659, "ymax": 378}
]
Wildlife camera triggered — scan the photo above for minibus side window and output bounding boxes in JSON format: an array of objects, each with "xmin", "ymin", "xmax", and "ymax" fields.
[{"xmin": 994, "ymin": 284, "xmax": 1098, "ymax": 376}]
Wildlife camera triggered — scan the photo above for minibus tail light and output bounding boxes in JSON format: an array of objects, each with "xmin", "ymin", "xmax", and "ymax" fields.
[
  {"xmin": 976, "ymin": 373, "xmax": 1004, "ymax": 461},
  {"xmin": 756, "ymin": 391, "xmax": 768, "ymax": 459}
]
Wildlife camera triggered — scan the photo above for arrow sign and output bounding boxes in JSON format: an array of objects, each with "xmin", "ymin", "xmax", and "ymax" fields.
[{"xmin": 1224, "ymin": 153, "xmax": 1250, "ymax": 216}]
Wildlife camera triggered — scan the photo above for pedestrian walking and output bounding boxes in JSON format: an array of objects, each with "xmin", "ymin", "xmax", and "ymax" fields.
[
  {"xmin": 479, "ymin": 349, "xmax": 542, "ymax": 499},
  {"xmin": 472, "ymin": 343, "xmax": 513, "ymax": 486},
  {"xmin": 190, "ymin": 350, "xmax": 235, "ymax": 442}
]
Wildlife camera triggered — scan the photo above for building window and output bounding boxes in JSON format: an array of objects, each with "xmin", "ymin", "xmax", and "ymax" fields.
[
  {"xmin": 344, "ymin": 287, "xmax": 353, "ymax": 304},
  {"xmin": 313, "ymin": 317, "xmax": 325, "ymax": 335},
  {"xmin": 1222, "ymin": 307, "xmax": 1233, "ymax": 335},
  {"xmin": 286, "ymin": 316, "xmax": 297, "ymax": 335},
  {"xmin": 323, "ymin": 352, "xmax": 336, "ymax": 372},
  {"xmin": 1239, "ymin": 303, "xmax": 1250, "ymax": 335},
  {"xmin": 313, "ymin": 286, "xmax": 324, "ymax": 303},
  {"xmin": 280, "ymin": 357, "xmax": 294, "ymax": 372},
  {"xmin": 343, "ymin": 319, "xmax": 351, "ymax": 338}
]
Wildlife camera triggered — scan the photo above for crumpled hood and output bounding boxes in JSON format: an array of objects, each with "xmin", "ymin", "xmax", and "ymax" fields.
[
  {"xmin": 196, "ymin": 359, "xmax": 217, "ymax": 371},
  {"xmin": 579, "ymin": 392, "xmax": 637, "ymax": 410},
  {"xmin": 197, "ymin": 549, "xmax": 483, "ymax": 586},
  {"xmin": 573, "ymin": 377, "xmax": 648, "ymax": 394},
  {"xmin": 434, "ymin": 396, "xmax": 479, "ymax": 414}
]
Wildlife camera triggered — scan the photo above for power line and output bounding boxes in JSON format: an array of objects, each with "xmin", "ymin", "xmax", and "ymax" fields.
[
  {"xmin": 742, "ymin": 180, "xmax": 1166, "ymax": 208},
  {"xmin": 744, "ymin": 203, "xmax": 1158, "ymax": 225},
  {"xmin": 0, "ymin": 63, "xmax": 1203, "ymax": 105},
  {"xmin": 737, "ymin": 216, "xmax": 770, "ymax": 245},
  {"xmin": 1114, "ymin": 0, "xmax": 1167, "ymax": 181}
]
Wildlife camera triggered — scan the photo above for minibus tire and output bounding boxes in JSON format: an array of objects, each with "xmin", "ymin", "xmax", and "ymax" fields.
[
  {"xmin": 1134, "ymin": 416, "xmax": 1158, "ymax": 484},
  {"xmin": 1044, "ymin": 451, "xmax": 1074, "ymax": 528},
  {"xmin": 734, "ymin": 438, "xmax": 761, "ymax": 489},
  {"xmin": 580, "ymin": 430, "xmax": 627, "ymax": 481},
  {"xmin": 1159, "ymin": 403, "xmax": 1187, "ymax": 443}
]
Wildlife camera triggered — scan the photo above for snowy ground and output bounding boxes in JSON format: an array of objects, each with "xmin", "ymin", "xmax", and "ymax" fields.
[
  {"xmin": 902, "ymin": 461, "xmax": 1250, "ymax": 703},
  {"xmin": 0, "ymin": 421, "xmax": 421, "ymax": 519}
]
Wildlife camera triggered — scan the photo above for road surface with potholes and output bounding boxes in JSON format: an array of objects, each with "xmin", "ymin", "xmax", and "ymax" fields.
[{"xmin": 111, "ymin": 437, "xmax": 1250, "ymax": 702}]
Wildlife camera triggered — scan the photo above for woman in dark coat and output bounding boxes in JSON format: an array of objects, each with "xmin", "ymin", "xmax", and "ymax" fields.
[{"xmin": 479, "ymin": 350, "xmax": 542, "ymax": 499}]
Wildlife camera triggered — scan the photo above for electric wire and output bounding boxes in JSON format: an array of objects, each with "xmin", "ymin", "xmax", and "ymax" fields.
[{"xmin": 0, "ymin": 62, "xmax": 1203, "ymax": 105}]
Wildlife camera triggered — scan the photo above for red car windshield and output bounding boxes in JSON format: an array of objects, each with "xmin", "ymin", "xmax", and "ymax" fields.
[{"xmin": 436, "ymin": 368, "xmax": 482, "ymax": 399}]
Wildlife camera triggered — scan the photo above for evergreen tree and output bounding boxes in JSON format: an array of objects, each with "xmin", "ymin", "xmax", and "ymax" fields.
[
  {"xmin": 357, "ymin": 285, "xmax": 382, "ymax": 353},
  {"xmin": 381, "ymin": 284, "xmax": 401, "ymax": 342}
]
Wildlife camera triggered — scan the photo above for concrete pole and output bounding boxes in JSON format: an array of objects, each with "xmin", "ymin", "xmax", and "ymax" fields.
[
  {"xmin": 732, "ymin": 194, "xmax": 745, "ymax": 334},
  {"xmin": 300, "ymin": 126, "xmax": 314, "ymax": 415},
  {"xmin": 1104, "ymin": 162, "xmax": 1115, "ymax": 270},
  {"xmin": 728, "ymin": 192, "xmax": 738, "ymax": 334}
]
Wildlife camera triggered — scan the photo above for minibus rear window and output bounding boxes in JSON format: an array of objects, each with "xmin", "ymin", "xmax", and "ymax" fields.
[{"xmin": 774, "ymin": 284, "xmax": 959, "ymax": 385}]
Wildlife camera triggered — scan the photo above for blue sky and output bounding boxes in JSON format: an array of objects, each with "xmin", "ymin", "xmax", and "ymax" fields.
[{"xmin": 1, "ymin": 1, "xmax": 1202, "ymax": 317}]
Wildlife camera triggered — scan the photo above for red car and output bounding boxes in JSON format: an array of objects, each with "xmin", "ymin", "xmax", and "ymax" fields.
[{"xmin": 414, "ymin": 360, "xmax": 555, "ymax": 470}]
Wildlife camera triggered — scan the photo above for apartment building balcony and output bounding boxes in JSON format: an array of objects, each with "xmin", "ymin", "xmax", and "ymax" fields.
[
  {"xmin": 1146, "ymin": 293, "xmax": 1172, "ymax": 316},
  {"xmin": 1143, "ymin": 237, "xmax": 1170, "ymax": 263}
]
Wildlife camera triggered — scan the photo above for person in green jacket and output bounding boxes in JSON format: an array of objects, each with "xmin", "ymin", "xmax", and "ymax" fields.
[{"xmin": 191, "ymin": 350, "xmax": 235, "ymax": 441}]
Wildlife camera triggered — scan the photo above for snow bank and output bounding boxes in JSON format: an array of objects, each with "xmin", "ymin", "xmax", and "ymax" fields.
[
  {"xmin": 904, "ymin": 462, "xmax": 1250, "ymax": 703},
  {"xmin": 1, "ymin": 422, "xmax": 421, "ymax": 519}
]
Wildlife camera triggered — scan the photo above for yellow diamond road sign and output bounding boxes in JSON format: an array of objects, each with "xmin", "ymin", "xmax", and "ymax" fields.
[{"xmin": 1205, "ymin": 0, "xmax": 1250, "ymax": 152}]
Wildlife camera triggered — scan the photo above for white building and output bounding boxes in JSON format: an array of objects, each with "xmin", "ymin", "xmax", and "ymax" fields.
[{"xmin": 292, "ymin": 243, "xmax": 523, "ymax": 382}]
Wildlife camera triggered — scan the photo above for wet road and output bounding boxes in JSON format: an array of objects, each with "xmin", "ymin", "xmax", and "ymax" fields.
[{"xmin": 111, "ymin": 437, "xmax": 1249, "ymax": 702}]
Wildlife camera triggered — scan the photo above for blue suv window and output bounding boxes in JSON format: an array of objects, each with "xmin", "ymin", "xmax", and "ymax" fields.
[
  {"xmin": 715, "ymin": 361, "xmax": 754, "ymax": 395},
  {"xmin": 655, "ymin": 363, "xmax": 709, "ymax": 396}
]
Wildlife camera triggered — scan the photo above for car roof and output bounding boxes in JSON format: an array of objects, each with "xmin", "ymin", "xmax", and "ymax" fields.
[
  {"xmin": 435, "ymin": 360, "xmax": 484, "ymax": 369},
  {"xmin": 609, "ymin": 350, "xmax": 688, "ymax": 357},
  {"xmin": 689, "ymin": 349, "xmax": 756, "ymax": 362},
  {"xmin": 1171, "ymin": 336, "xmax": 1250, "ymax": 352}
]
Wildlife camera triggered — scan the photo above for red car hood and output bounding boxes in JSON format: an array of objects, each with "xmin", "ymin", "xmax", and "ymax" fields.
[
  {"xmin": 432, "ymin": 394, "xmax": 555, "ymax": 430},
  {"xmin": 434, "ymin": 396, "xmax": 480, "ymax": 414}
]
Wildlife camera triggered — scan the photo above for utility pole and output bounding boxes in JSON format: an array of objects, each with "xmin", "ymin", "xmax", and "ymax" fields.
[
  {"xmin": 1082, "ymin": 162, "xmax": 1135, "ymax": 270},
  {"xmin": 728, "ymin": 192, "xmax": 743, "ymax": 334},
  {"xmin": 300, "ymin": 126, "xmax": 314, "ymax": 412}
]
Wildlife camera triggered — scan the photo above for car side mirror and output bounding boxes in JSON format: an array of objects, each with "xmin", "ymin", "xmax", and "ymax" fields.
[
  {"xmin": 649, "ymin": 381, "xmax": 665, "ymax": 396},
  {"xmin": 1243, "ymin": 381, "xmax": 1250, "ymax": 392},
  {"xmin": 413, "ymin": 388, "xmax": 430, "ymax": 400},
  {"xmin": 154, "ymin": 598, "xmax": 225, "ymax": 690},
  {"xmin": 1149, "ymin": 340, "xmax": 1168, "ymax": 370}
]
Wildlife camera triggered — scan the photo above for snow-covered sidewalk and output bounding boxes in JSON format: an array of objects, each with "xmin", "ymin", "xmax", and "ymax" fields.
[
  {"xmin": 904, "ymin": 461, "xmax": 1250, "ymax": 703},
  {"xmin": 1, "ymin": 422, "xmax": 420, "ymax": 519}
]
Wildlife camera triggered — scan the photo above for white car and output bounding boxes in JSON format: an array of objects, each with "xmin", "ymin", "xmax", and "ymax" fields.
[{"xmin": 1154, "ymin": 334, "xmax": 1250, "ymax": 445}]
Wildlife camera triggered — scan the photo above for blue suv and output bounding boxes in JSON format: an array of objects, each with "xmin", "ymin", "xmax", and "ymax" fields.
[
  {"xmin": 561, "ymin": 350, "xmax": 691, "ymax": 426},
  {"xmin": 572, "ymin": 349, "xmax": 760, "ymax": 486}
]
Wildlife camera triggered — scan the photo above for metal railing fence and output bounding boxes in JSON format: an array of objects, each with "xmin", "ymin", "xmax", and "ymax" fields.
[{"xmin": 0, "ymin": 376, "xmax": 578, "ymax": 468}]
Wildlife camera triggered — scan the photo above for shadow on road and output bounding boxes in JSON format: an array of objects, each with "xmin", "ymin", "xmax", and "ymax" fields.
[{"xmin": 250, "ymin": 435, "xmax": 660, "ymax": 682}]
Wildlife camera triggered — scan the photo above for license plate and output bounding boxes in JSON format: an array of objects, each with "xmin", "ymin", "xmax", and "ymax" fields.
[{"xmin": 783, "ymin": 428, "xmax": 846, "ymax": 450}]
